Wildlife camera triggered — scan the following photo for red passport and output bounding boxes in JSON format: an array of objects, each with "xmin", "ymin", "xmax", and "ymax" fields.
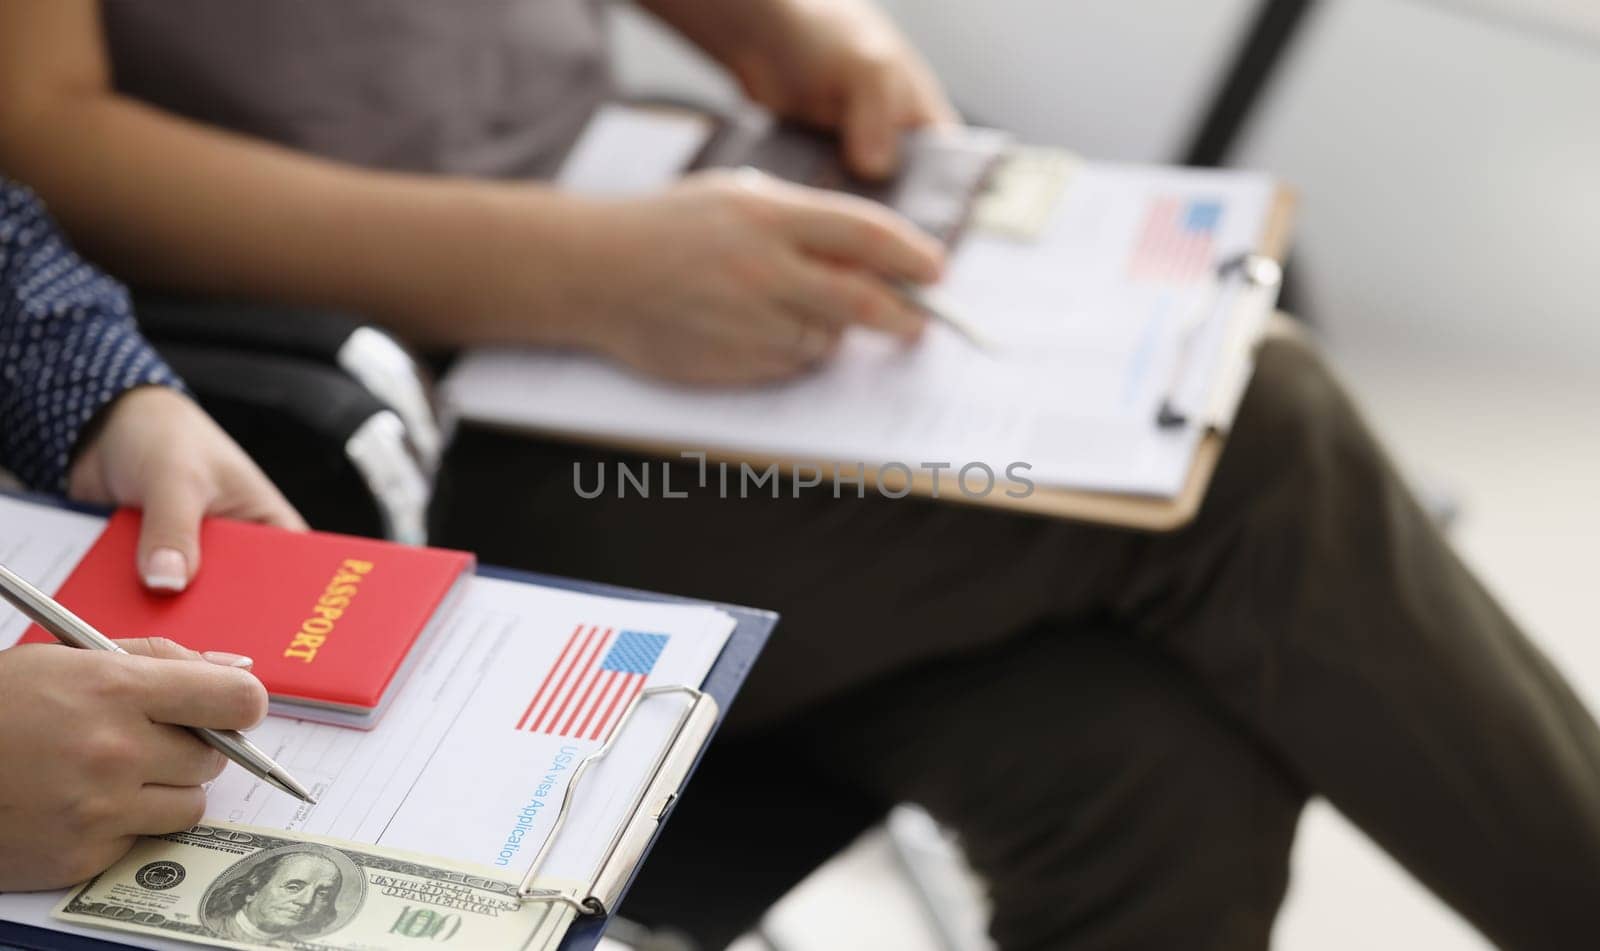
[{"xmin": 24, "ymin": 509, "xmax": 475, "ymax": 728}]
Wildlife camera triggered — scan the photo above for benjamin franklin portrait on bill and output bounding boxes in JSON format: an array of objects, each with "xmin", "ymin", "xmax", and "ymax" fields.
[{"xmin": 199, "ymin": 843, "xmax": 365, "ymax": 945}]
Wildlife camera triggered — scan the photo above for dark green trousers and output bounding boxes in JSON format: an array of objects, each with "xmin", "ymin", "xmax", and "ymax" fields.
[{"xmin": 434, "ymin": 334, "xmax": 1600, "ymax": 950}]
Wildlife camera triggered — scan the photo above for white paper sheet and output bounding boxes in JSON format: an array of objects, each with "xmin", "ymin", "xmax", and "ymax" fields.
[
  {"xmin": 0, "ymin": 496, "xmax": 105, "ymax": 648},
  {"xmin": 0, "ymin": 496, "xmax": 734, "ymax": 947},
  {"xmin": 445, "ymin": 149, "xmax": 1278, "ymax": 498}
]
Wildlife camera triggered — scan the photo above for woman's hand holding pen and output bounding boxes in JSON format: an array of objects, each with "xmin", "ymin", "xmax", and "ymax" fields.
[
  {"xmin": 564, "ymin": 170, "xmax": 945, "ymax": 385},
  {"xmin": 0, "ymin": 637, "xmax": 267, "ymax": 891},
  {"xmin": 66, "ymin": 386, "xmax": 306, "ymax": 593},
  {"xmin": 3, "ymin": 387, "xmax": 284, "ymax": 890}
]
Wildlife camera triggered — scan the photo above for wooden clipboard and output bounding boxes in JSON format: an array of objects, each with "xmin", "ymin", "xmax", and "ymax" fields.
[{"xmin": 472, "ymin": 186, "xmax": 1297, "ymax": 532}]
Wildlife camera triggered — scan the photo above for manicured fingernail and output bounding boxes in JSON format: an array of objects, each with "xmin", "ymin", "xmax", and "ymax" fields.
[
  {"xmin": 203, "ymin": 651, "xmax": 254, "ymax": 669},
  {"xmin": 143, "ymin": 548, "xmax": 188, "ymax": 592}
]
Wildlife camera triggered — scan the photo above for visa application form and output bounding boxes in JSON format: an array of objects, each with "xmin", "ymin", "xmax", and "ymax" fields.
[
  {"xmin": 444, "ymin": 107, "xmax": 1281, "ymax": 499},
  {"xmin": 0, "ymin": 495, "xmax": 735, "ymax": 946}
]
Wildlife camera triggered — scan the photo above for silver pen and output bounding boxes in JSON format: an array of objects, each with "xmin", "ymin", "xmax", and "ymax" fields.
[
  {"xmin": 894, "ymin": 282, "xmax": 995, "ymax": 353},
  {"xmin": 0, "ymin": 563, "xmax": 316, "ymax": 804}
]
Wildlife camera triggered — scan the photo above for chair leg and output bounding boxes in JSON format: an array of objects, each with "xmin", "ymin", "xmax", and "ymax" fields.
[{"xmin": 884, "ymin": 805, "xmax": 995, "ymax": 951}]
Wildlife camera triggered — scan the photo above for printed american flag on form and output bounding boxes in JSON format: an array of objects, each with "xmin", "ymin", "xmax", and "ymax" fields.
[
  {"xmin": 1128, "ymin": 197, "xmax": 1224, "ymax": 284},
  {"xmin": 515, "ymin": 627, "xmax": 670, "ymax": 741}
]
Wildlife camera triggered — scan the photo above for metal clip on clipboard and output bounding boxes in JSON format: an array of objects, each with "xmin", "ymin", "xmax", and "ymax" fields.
[
  {"xmin": 514, "ymin": 684, "xmax": 720, "ymax": 913},
  {"xmin": 1155, "ymin": 252, "xmax": 1285, "ymax": 430}
]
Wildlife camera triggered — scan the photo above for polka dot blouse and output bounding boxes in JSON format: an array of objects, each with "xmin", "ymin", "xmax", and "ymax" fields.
[{"xmin": 1, "ymin": 180, "xmax": 183, "ymax": 492}]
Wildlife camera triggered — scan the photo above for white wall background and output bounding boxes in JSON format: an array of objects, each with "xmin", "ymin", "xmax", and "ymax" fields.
[
  {"xmin": 869, "ymin": 0, "xmax": 1258, "ymax": 158},
  {"xmin": 1238, "ymin": 0, "xmax": 1600, "ymax": 367},
  {"xmin": 608, "ymin": 3, "xmax": 1599, "ymax": 949}
]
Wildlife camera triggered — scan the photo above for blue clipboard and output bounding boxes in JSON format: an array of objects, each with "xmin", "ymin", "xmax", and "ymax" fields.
[{"xmin": 0, "ymin": 500, "xmax": 776, "ymax": 951}]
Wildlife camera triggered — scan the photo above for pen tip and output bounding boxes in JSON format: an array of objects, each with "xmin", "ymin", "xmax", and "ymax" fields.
[{"xmin": 265, "ymin": 771, "xmax": 317, "ymax": 805}]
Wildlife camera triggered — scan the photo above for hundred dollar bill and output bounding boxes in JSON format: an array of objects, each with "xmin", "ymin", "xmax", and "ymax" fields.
[{"xmin": 54, "ymin": 822, "xmax": 581, "ymax": 951}]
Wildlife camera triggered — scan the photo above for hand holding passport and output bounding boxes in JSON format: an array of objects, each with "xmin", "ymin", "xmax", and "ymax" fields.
[{"xmin": 22, "ymin": 510, "xmax": 475, "ymax": 728}]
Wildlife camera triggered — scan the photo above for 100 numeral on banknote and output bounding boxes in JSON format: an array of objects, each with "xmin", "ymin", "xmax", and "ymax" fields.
[{"xmin": 55, "ymin": 823, "xmax": 578, "ymax": 950}]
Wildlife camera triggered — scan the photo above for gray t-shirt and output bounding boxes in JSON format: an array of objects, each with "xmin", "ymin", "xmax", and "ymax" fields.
[{"xmin": 101, "ymin": 0, "xmax": 613, "ymax": 179}]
